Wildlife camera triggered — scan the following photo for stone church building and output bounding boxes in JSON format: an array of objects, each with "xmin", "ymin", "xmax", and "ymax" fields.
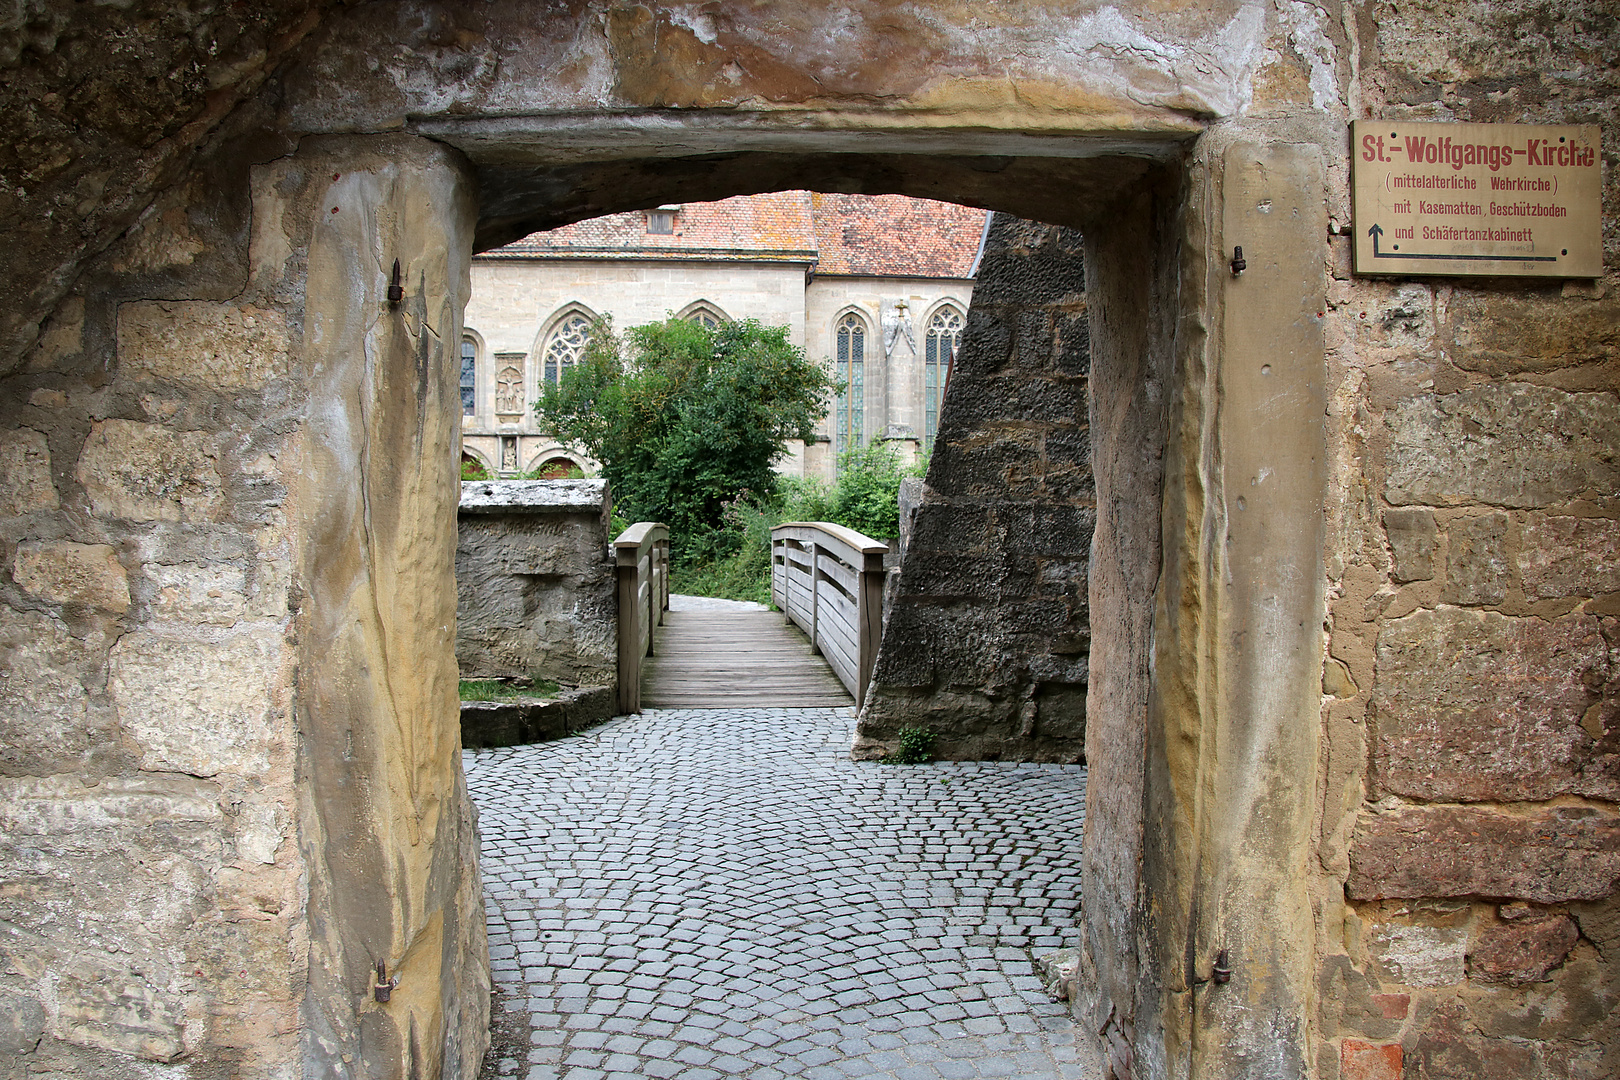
[{"xmin": 459, "ymin": 192, "xmax": 985, "ymax": 480}]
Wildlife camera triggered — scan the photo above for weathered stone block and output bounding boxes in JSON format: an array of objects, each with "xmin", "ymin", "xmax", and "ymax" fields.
[
  {"xmin": 117, "ymin": 300, "xmax": 290, "ymax": 389},
  {"xmin": 233, "ymin": 795, "xmax": 288, "ymax": 865},
  {"xmin": 907, "ymin": 502, "xmax": 992, "ymax": 554},
  {"xmin": 1032, "ymin": 682, "xmax": 1087, "ymax": 741},
  {"xmin": 0, "ymin": 990, "xmax": 46, "ymax": 1053},
  {"xmin": 457, "ymin": 480, "xmax": 614, "ymax": 684},
  {"xmin": 943, "ymin": 374, "xmax": 1087, "ymax": 429},
  {"xmin": 1340, "ymin": 1039, "xmax": 1402, "ymax": 1080},
  {"xmin": 1385, "ymin": 384, "xmax": 1620, "ymax": 509},
  {"xmin": 1442, "ymin": 512, "xmax": 1508, "ymax": 605},
  {"xmin": 0, "ymin": 774, "xmax": 225, "ymax": 1061},
  {"xmin": 1448, "ymin": 293, "xmax": 1620, "ymax": 375},
  {"xmin": 1348, "ymin": 803, "xmax": 1620, "ymax": 903},
  {"xmin": 0, "ymin": 608, "xmax": 92, "ymax": 774},
  {"xmin": 108, "ymin": 624, "xmax": 282, "ymax": 778},
  {"xmin": 1468, "ymin": 914, "xmax": 1579, "ymax": 985},
  {"xmin": 1353, "ymin": 282, "xmax": 1435, "ymax": 353},
  {"xmin": 75, "ymin": 419, "xmax": 222, "ymax": 523},
  {"xmin": 1519, "ymin": 516, "xmax": 1620, "ymax": 599},
  {"xmin": 1053, "ymin": 311, "xmax": 1091, "ymax": 376},
  {"xmin": 897, "ymin": 553, "xmax": 1011, "ymax": 601},
  {"xmin": 1384, "ymin": 508, "xmax": 1437, "ymax": 582},
  {"xmin": 13, "ymin": 541, "xmax": 130, "ymax": 612},
  {"xmin": 1372, "ymin": 607, "xmax": 1615, "ymax": 801},
  {"xmin": 927, "ymin": 432, "xmax": 1048, "ymax": 498},
  {"xmin": 1366, "ymin": 922, "xmax": 1466, "ymax": 987},
  {"xmin": 965, "ymin": 217, "xmax": 1085, "ymax": 305},
  {"xmin": 0, "ymin": 427, "xmax": 58, "ymax": 516},
  {"xmin": 1316, "ymin": 955, "xmax": 1404, "ymax": 1041},
  {"xmin": 147, "ymin": 561, "xmax": 251, "ymax": 624},
  {"xmin": 1408, "ymin": 1002, "xmax": 1587, "ymax": 1080}
]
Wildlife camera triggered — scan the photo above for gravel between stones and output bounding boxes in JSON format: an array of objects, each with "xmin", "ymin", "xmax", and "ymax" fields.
[{"xmin": 467, "ymin": 707, "xmax": 1098, "ymax": 1080}]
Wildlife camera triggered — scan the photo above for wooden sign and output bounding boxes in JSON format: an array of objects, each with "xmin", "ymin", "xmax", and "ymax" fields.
[{"xmin": 1351, "ymin": 121, "xmax": 1602, "ymax": 277}]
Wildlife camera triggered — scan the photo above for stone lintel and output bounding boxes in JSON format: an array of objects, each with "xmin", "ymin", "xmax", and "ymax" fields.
[{"xmin": 458, "ymin": 478, "xmax": 608, "ymax": 514}]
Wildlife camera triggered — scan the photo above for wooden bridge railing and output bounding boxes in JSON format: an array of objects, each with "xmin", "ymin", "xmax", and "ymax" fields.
[
  {"xmin": 770, "ymin": 522, "xmax": 889, "ymax": 708},
  {"xmin": 614, "ymin": 521, "xmax": 670, "ymax": 714}
]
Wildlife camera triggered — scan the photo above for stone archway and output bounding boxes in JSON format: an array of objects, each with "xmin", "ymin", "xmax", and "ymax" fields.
[
  {"xmin": 208, "ymin": 118, "xmax": 1327, "ymax": 1080},
  {"xmin": 3, "ymin": 56, "xmax": 1309, "ymax": 1080}
]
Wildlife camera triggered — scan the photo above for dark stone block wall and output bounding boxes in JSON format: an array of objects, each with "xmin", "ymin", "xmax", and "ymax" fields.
[{"xmin": 854, "ymin": 214, "xmax": 1092, "ymax": 763}]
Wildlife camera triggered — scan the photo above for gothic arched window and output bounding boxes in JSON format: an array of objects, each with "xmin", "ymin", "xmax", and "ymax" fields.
[
  {"xmin": 924, "ymin": 304, "xmax": 964, "ymax": 450},
  {"xmin": 834, "ymin": 311, "xmax": 867, "ymax": 460},
  {"xmin": 460, "ymin": 336, "xmax": 477, "ymax": 415},
  {"xmin": 542, "ymin": 310, "xmax": 594, "ymax": 387},
  {"xmin": 678, "ymin": 301, "xmax": 728, "ymax": 329}
]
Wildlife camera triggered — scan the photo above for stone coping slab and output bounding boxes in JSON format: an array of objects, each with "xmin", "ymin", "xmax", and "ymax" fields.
[
  {"xmin": 458, "ymin": 478, "xmax": 607, "ymax": 514},
  {"xmin": 459, "ymin": 685, "xmax": 614, "ymax": 749}
]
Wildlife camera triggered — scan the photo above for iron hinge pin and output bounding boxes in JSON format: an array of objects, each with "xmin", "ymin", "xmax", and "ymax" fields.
[{"xmin": 374, "ymin": 959, "xmax": 399, "ymax": 1002}]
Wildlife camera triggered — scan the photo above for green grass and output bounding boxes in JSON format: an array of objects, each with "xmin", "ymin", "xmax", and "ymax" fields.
[{"xmin": 458, "ymin": 677, "xmax": 562, "ymax": 702}]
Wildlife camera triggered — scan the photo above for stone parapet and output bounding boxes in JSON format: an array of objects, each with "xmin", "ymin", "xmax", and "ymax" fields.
[{"xmin": 456, "ymin": 478, "xmax": 616, "ymax": 688}]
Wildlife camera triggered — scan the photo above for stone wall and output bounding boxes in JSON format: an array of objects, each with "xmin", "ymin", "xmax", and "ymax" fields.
[
  {"xmin": 456, "ymin": 478, "xmax": 616, "ymax": 688},
  {"xmin": 0, "ymin": 133, "xmax": 489, "ymax": 1078},
  {"xmin": 855, "ymin": 215, "xmax": 1092, "ymax": 763}
]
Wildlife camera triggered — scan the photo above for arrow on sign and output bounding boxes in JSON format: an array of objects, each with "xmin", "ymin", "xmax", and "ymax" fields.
[{"xmin": 1368, "ymin": 222, "xmax": 1557, "ymax": 263}]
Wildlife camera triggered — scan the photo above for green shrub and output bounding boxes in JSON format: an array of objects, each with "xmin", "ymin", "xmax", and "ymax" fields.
[
  {"xmin": 666, "ymin": 444, "xmax": 928, "ymax": 604},
  {"xmin": 534, "ymin": 315, "xmax": 833, "ymax": 565},
  {"xmin": 460, "ymin": 457, "xmax": 491, "ymax": 481},
  {"xmin": 880, "ymin": 727, "xmax": 936, "ymax": 765}
]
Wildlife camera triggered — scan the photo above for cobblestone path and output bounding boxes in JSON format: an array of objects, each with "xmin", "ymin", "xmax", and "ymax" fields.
[{"xmin": 466, "ymin": 708, "xmax": 1097, "ymax": 1080}]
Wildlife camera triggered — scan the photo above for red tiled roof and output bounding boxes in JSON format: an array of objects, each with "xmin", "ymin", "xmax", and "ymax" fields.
[
  {"xmin": 810, "ymin": 193, "xmax": 985, "ymax": 278},
  {"xmin": 486, "ymin": 191, "xmax": 986, "ymax": 279}
]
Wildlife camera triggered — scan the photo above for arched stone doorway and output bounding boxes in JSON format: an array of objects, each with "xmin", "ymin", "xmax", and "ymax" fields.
[{"xmin": 527, "ymin": 455, "xmax": 584, "ymax": 480}]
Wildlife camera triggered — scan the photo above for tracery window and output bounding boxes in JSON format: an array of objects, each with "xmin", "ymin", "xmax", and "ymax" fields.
[
  {"xmin": 833, "ymin": 312, "xmax": 866, "ymax": 460},
  {"xmin": 542, "ymin": 311, "xmax": 593, "ymax": 387},
  {"xmin": 460, "ymin": 336, "xmax": 477, "ymax": 415},
  {"xmin": 923, "ymin": 304, "xmax": 964, "ymax": 450},
  {"xmin": 681, "ymin": 301, "xmax": 727, "ymax": 329}
]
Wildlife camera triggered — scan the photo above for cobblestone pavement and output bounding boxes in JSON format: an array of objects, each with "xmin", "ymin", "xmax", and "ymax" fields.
[{"xmin": 465, "ymin": 707, "xmax": 1098, "ymax": 1080}]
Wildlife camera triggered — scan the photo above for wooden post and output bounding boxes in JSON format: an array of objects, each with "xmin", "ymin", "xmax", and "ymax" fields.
[
  {"xmin": 612, "ymin": 521, "xmax": 668, "ymax": 715},
  {"xmin": 615, "ymin": 550, "xmax": 640, "ymax": 714},
  {"xmin": 855, "ymin": 548, "xmax": 886, "ymax": 709},
  {"xmin": 807, "ymin": 541, "xmax": 820, "ymax": 655}
]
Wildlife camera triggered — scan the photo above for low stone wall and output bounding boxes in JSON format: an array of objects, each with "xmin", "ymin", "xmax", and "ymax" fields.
[
  {"xmin": 456, "ymin": 479, "xmax": 616, "ymax": 689},
  {"xmin": 460, "ymin": 686, "xmax": 615, "ymax": 749}
]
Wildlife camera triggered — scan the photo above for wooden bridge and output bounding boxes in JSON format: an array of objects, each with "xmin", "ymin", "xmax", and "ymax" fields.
[{"xmin": 614, "ymin": 521, "xmax": 889, "ymax": 711}]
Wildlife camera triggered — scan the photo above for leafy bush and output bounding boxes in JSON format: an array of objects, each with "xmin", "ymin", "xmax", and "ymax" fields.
[
  {"xmin": 460, "ymin": 457, "xmax": 491, "ymax": 481},
  {"xmin": 671, "ymin": 444, "xmax": 925, "ymax": 603},
  {"xmin": 880, "ymin": 727, "xmax": 937, "ymax": 765},
  {"xmin": 535, "ymin": 316, "xmax": 833, "ymax": 564},
  {"xmin": 826, "ymin": 442, "xmax": 916, "ymax": 541}
]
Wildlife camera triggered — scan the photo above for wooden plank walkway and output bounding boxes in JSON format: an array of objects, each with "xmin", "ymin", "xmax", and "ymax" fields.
[{"xmin": 641, "ymin": 609, "xmax": 854, "ymax": 708}]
